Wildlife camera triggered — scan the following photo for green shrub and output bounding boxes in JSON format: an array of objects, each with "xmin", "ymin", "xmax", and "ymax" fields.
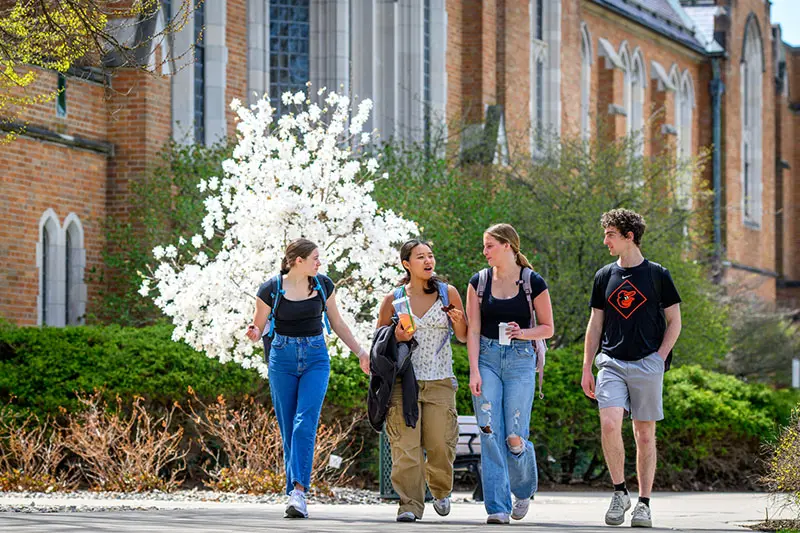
[
  {"xmin": 2, "ymin": 323, "xmax": 794, "ymax": 490},
  {"xmin": 0, "ymin": 322, "xmax": 266, "ymax": 418},
  {"xmin": 451, "ymin": 343, "xmax": 799, "ymax": 489}
]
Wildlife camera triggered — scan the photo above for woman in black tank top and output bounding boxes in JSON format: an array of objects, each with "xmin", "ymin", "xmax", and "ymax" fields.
[{"xmin": 465, "ymin": 224, "xmax": 554, "ymax": 523}]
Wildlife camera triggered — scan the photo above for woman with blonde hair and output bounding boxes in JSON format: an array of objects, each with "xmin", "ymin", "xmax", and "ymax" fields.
[{"xmin": 465, "ymin": 223, "xmax": 554, "ymax": 524}]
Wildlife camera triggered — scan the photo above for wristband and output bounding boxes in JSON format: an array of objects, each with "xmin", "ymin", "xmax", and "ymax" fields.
[{"xmin": 357, "ymin": 347, "xmax": 368, "ymax": 359}]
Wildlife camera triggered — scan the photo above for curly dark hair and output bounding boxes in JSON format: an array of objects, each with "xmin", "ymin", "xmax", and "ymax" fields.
[{"xmin": 600, "ymin": 209, "xmax": 646, "ymax": 246}]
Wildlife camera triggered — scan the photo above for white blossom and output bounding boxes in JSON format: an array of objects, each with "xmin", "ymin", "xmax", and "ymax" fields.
[
  {"xmin": 138, "ymin": 279, "xmax": 151, "ymax": 297},
  {"xmin": 145, "ymin": 89, "xmax": 417, "ymax": 379}
]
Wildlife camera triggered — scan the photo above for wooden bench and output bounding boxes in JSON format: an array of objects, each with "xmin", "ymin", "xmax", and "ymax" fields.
[{"xmin": 453, "ymin": 415, "xmax": 483, "ymax": 501}]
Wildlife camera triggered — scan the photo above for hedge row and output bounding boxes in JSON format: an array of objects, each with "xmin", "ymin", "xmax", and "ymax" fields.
[{"xmin": 1, "ymin": 323, "xmax": 796, "ymax": 490}]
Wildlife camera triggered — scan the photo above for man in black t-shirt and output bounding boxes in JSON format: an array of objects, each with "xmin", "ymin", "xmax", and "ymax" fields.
[{"xmin": 581, "ymin": 209, "xmax": 682, "ymax": 529}]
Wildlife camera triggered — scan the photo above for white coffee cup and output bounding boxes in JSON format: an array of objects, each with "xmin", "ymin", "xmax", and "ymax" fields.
[{"xmin": 498, "ymin": 322, "xmax": 511, "ymax": 345}]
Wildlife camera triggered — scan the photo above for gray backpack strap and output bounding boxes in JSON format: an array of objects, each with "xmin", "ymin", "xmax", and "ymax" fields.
[
  {"xmin": 521, "ymin": 267, "xmax": 546, "ymax": 399},
  {"xmin": 477, "ymin": 268, "xmax": 490, "ymax": 305}
]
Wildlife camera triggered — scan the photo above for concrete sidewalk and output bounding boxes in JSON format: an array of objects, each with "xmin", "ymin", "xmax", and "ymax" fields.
[{"xmin": 0, "ymin": 491, "xmax": 786, "ymax": 532}]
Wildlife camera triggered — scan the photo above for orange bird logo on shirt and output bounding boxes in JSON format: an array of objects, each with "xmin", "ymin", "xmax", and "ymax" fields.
[{"xmin": 617, "ymin": 290, "xmax": 638, "ymax": 309}]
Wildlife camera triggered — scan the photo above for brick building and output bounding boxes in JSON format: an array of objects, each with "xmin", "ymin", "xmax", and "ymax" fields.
[{"xmin": 1, "ymin": 0, "xmax": 798, "ymax": 326}]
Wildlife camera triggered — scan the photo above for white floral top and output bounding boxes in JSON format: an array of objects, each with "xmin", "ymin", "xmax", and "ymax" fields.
[{"xmin": 410, "ymin": 297, "xmax": 455, "ymax": 381}]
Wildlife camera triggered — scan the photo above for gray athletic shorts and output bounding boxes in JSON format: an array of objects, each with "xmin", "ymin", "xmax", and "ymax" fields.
[{"xmin": 594, "ymin": 352, "xmax": 665, "ymax": 421}]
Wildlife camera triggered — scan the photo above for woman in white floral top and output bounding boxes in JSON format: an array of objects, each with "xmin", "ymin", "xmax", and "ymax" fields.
[{"xmin": 376, "ymin": 239, "xmax": 468, "ymax": 522}]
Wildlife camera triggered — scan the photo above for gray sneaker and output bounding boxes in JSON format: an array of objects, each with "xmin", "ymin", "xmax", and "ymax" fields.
[
  {"xmin": 487, "ymin": 512, "xmax": 510, "ymax": 524},
  {"xmin": 511, "ymin": 496, "xmax": 530, "ymax": 520},
  {"xmin": 396, "ymin": 511, "xmax": 417, "ymax": 522},
  {"xmin": 630, "ymin": 501, "xmax": 652, "ymax": 528},
  {"xmin": 284, "ymin": 489, "xmax": 308, "ymax": 519},
  {"xmin": 604, "ymin": 491, "xmax": 631, "ymax": 526},
  {"xmin": 433, "ymin": 496, "xmax": 451, "ymax": 516}
]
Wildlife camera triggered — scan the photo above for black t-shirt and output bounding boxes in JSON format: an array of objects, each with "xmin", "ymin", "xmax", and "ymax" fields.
[
  {"xmin": 590, "ymin": 260, "xmax": 681, "ymax": 361},
  {"xmin": 256, "ymin": 274, "xmax": 335, "ymax": 337},
  {"xmin": 469, "ymin": 268, "xmax": 548, "ymax": 339}
]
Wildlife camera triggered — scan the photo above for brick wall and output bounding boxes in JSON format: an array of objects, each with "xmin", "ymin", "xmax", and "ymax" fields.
[
  {"xmin": 562, "ymin": 1, "xmax": 707, "ymax": 160},
  {"xmin": 499, "ymin": 0, "xmax": 531, "ymax": 151},
  {"xmin": 0, "ymin": 141, "xmax": 107, "ymax": 325},
  {"xmin": 0, "ymin": 69, "xmax": 110, "ymax": 325},
  {"xmin": 719, "ymin": 0, "xmax": 776, "ymax": 301},
  {"xmin": 105, "ymin": 70, "xmax": 171, "ymax": 219},
  {"xmin": 446, "ymin": 0, "xmax": 464, "ymax": 127},
  {"xmin": 226, "ymin": 0, "xmax": 248, "ymax": 135}
]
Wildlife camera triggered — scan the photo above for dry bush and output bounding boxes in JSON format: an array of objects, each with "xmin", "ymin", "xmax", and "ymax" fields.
[
  {"xmin": 186, "ymin": 391, "xmax": 285, "ymax": 494},
  {"xmin": 311, "ymin": 416, "xmax": 363, "ymax": 495},
  {"xmin": 762, "ymin": 405, "xmax": 800, "ymax": 515},
  {"xmin": 62, "ymin": 392, "xmax": 187, "ymax": 492},
  {"xmin": 186, "ymin": 388, "xmax": 363, "ymax": 495},
  {"xmin": 0, "ymin": 405, "xmax": 76, "ymax": 492}
]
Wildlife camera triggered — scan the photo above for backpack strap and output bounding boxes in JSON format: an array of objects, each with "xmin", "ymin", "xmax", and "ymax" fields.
[
  {"xmin": 266, "ymin": 274, "xmax": 284, "ymax": 338},
  {"xmin": 646, "ymin": 261, "xmax": 672, "ymax": 371},
  {"xmin": 313, "ymin": 275, "xmax": 333, "ymax": 335},
  {"xmin": 521, "ymin": 267, "xmax": 546, "ymax": 399},
  {"xmin": 476, "ymin": 268, "xmax": 490, "ymax": 310},
  {"xmin": 437, "ymin": 281, "xmax": 454, "ymax": 334},
  {"xmin": 648, "ymin": 261, "xmax": 663, "ymax": 301},
  {"xmin": 594, "ymin": 263, "xmax": 614, "ymax": 354}
]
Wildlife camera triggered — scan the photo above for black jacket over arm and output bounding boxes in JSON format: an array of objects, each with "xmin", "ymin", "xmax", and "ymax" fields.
[{"xmin": 367, "ymin": 323, "xmax": 419, "ymax": 432}]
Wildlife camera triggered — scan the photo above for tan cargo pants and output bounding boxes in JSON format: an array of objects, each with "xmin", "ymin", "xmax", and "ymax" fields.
[{"xmin": 385, "ymin": 377, "xmax": 459, "ymax": 518}]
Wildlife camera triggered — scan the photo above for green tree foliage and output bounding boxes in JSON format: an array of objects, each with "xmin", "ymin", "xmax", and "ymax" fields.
[
  {"xmin": 91, "ymin": 140, "xmax": 232, "ymax": 325},
  {"xmin": 374, "ymin": 133, "xmax": 729, "ymax": 367},
  {"xmin": 1, "ymin": 0, "xmax": 195, "ymax": 142}
]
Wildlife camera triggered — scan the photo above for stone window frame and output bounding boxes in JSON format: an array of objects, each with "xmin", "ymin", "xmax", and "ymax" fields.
[
  {"xmin": 740, "ymin": 13, "xmax": 764, "ymax": 229},
  {"xmin": 629, "ymin": 47, "xmax": 646, "ymax": 156},
  {"xmin": 171, "ymin": 0, "xmax": 227, "ymax": 145},
  {"xmin": 580, "ymin": 22, "xmax": 593, "ymax": 143},
  {"xmin": 529, "ymin": 0, "xmax": 561, "ymax": 158},
  {"xmin": 677, "ymin": 70, "xmax": 695, "ymax": 209},
  {"xmin": 63, "ymin": 214, "xmax": 87, "ymax": 326},
  {"xmin": 37, "ymin": 211, "xmax": 87, "ymax": 327},
  {"xmin": 669, "ymin": 64, "xmax": 681, "ymax": 152}
]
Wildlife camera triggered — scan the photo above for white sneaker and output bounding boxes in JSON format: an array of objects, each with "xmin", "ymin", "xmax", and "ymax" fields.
[
  {"xmin": 604, "ymin": 490, "xmax": 631, "ymax": 526},
  {"xmin": 285, "ymin": 489, "xmax": 308, "ymax": 519},
  {"xmin": 511, "ymin": 496, "xmax": 530, "ymax": 520},
  {"xmin": 396, "ymin": 511, "xmax": 417, "ymax": 522},
  {"xmin": 630, "ymin": 501, "xmax": 652, "ymax": 528},
  {"xmin": 433, "ymin": 496, "xmax": 451, "ymax": 516},
  {"xmin": 487, "ymin": 512, "xmax": 510, "ymax": 524}
]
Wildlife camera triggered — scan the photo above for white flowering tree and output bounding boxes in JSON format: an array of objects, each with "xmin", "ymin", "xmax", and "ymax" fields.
[{"xmin": 141, "ymin": 88, "xmax": 418, "ymax": 378}]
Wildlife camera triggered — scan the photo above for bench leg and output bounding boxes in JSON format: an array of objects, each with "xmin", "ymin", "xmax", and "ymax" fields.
[{"xmin": 472, "ymin": 463, "xmax": 483, "ymax": 502}]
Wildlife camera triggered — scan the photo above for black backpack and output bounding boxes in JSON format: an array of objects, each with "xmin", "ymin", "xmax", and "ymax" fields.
[{"xmin": 597, "ymin": 261, "xmax": 673, "ymax": 371}]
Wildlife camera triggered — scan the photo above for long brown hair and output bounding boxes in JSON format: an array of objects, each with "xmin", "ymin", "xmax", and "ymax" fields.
[
  {"xmin": 280, "ymin": 238, "xmax": 318, "ymax": 294},
  {"xmin": 484, "ymin": 223, "xmax": 533, "ymax": 269},
  {"xmin": 399, "ymin": 239, "xmax": 446, "ymax": 294}
]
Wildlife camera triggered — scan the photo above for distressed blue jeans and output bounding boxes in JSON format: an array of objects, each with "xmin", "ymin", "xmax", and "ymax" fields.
[
  {"xmin": 267, "ymin": 333, "xmax": 330, "ymax": 494},
  {"xmin": 472, "ymin": 336, "xmax": 539, "ymax": 515}
]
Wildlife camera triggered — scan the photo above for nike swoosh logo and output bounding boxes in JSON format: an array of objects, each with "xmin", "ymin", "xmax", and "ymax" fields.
[{"xmin": 622, "ymin": 275, "xmax": 632, "ymax": 279}]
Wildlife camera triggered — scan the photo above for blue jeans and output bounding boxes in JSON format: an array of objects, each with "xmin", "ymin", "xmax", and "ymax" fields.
[
  {"xmin": 267, "ymin": 332, "xmax": 330, "ymax": 494},
  {"xmin": 472, "ymin": 336, "xmax": 539, "ymax": 515}
]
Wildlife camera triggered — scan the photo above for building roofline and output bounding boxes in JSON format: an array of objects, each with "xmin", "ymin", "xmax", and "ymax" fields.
[{"xmin": 592, "ymin": 0, "xmax": 721, "ymax": 57}]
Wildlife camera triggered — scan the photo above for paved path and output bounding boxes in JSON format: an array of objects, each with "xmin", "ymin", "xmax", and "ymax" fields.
[{"xmin": 0, "ymin": 492, "xmax": 786, "ymax": 532}]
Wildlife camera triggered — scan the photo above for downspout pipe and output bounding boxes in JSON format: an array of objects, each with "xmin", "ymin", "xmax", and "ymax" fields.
[{"xmin": 710, "ymin": 57, "xmax": 725, "ymax": 271}]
